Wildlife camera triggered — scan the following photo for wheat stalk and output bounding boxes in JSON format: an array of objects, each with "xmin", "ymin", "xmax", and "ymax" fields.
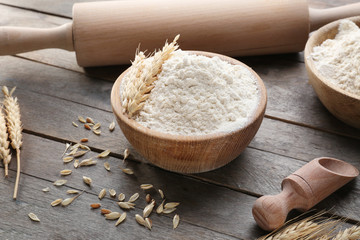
[
  {"xmin": 0, "ymin": 105, "xmax": 11, "ymax": 177},
  {"xmin": 2, "ymin": 86, "xmax": 23, "ymax": 199},
  {"xmin": 121, "ymin": 35, "xmax": 180, "ymax": 118}
]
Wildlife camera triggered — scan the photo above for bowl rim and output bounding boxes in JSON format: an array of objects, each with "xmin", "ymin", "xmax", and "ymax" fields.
[
  {"xmin": 304, "ymin": 16, "xmax": 360, "ymax": 101},
  {"xmin": 111, "ymin": 50, "xmax": 267, "ymax": 142}
]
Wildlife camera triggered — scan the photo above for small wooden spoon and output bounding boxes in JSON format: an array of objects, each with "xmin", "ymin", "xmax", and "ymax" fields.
[{"xmin": 252, "ymin": 157, "xmax": 359, "ymax": 231}]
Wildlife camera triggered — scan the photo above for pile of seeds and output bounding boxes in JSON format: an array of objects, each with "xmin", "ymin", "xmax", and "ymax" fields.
[{"xmin": 30, "ymin": 114, "xmax": 181, "ymax": 230}]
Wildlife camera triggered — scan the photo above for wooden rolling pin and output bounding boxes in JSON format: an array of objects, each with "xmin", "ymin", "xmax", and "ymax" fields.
[
  {"xmin": 1, "ymin": 0, "xmax": 360, "ymax": 67},
  {"xmin": 252, "ymin": 157, "xmax": 359, "ymax": 231}
]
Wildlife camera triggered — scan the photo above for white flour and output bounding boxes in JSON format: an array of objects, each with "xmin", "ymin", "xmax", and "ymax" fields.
[
  {"xmin": 311, "ymin": 20, "xmax": 360, "ymax": 96},
  {"xmin": 128, "ymin": 50, "xmax": 260, "ymax": 136}
]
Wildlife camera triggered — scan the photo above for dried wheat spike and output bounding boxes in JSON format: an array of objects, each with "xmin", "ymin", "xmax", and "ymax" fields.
[
  {"xmin": 121, "ymin": 35, "xmax": 180, "ymax": 118},
  {"xmin": 0, "ymin": 106, "xmax": 11, "ymax": 177},
  {"xmin": 3, "ymin": 86, "xmax": 23, "ymax": 199}
]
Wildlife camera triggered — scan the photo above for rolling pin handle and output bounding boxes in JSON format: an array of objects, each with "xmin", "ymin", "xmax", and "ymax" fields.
[
  {"xmin": 0, "ymin": 22, "xmax": 74, "ymax": 56},
  {"xmin": 309, "ymin": 2, "xmax": 360, "ymax": 32}
]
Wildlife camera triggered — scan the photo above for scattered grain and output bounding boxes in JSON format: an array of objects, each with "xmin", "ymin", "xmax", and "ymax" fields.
[
  {"xmin": 109, "ymin": 189, "xmax": 116, "ymax": 197},
  {"xmin": 115, "ymin": 212, "xmax": 127, "ymax": 226},
  {"xmin": 86, "ymin": 117, "xmax": 94, "ymax": 124},
  {"xmin": 67, "ymin": 148, "xmax": 78, "ymax": 156},
  {"xmin": 73, "ymin": 150, "xmax": 88, "ymax": 158},
  {"xmin": 78, "ymin": 116, "xmax": 86, "ymax": 123},
  {"xmin": 156, "ymin": 200, "xmax": 165, "ymax": 214},
  {"xmin": 105, "ymin": 212, "xmax": 121, "ymax": 220},
  {"xmin": 135, "ymin": 214, "xmax": 146, "ymax": 226},
  {"xmin": 101, "ymin": 209, "xmax": 112, "ymax": 215},
  {"xmin": 117, "ymin": 202, "xmax": 135, "ymax": 210},
  {"xmin": 143, "ymin": 200, "xmax": 155, "ymax": 218},
  {"xmin": 51, "ymin": 198, "xmax": 63, "ymax": 207},
  {"xmin": 62, "ymin": 191, "xmax": 83, "ymax": 206},
  {"xmin": 98, "ymin": 188, "xmax": 106, "ymax": 200},
  {"xmin": 72, "ymin": 122, "xmax": 78, "ymax": 127},
  {"xmin": 28, "ymin": 213, "xmax": 40, "ymax": 222},
  {"xmin": 123, "ymin": 148, "xmax": 129, "ymax": 161},
  {"xmin": 109, "ymin": 121, "xmax": 115, "ymax": 131},
  {"xmin": 84, "ymin": 124, "xmax": 91, "ymax": 130},
  {"xmin": 74, "ymin": 159, "xmax": 79, "ymax": 168},
  {"xmin": 118, "ymin": 193, "xmax": 125, "ymax": 201},
  {"xmin": 104, "ymin": 162, "xmax": 110, "ymax": 171},
  {"xmin": 83, "ymin": 176, "xmax": 92, "ymax": 186},
  {"xmin": 90, "ymin": 203, "xmax": 101, "ymax": 209},
  {"xmin": 60, "ymin": 169, "xmax": 72, "ymax": 176},
  {"xmin": 164, "ymin": 202, "xmax": 180, "ymax": 209},
  {"xmin": 67, "ymin": 189, "xmax": 79, "ymax": 194},
  {"xmin": 97, "ymin": 149, "xmax": 111, "ymax": 158},
  {"xmin": 79, "ymin": 144, "xmax": 90, "ymax": 150},
  {"xmin": 140, "ymin": 184, "xmax": 153, "ymax": 190},
  {"xmin": 93, "ymin": 123, "xmax": 101, "ymax": 130},
  {"xmin": 53, "ymin": 179, "xmax": 67, "ymax": 186},
  {"xmin": 121, "ymin": 168, "xmax": 134, "ymax": 175},
  {"xmin": 128, "ymin": 193, "xmax": 139, "ymax": 203},
  {"xmin": 145, "ymin": 218, "xmax": 152, "ymax": 230},
  {"xmin": 42, "ymin": 187, "xmax": 50, "ymax": 192},
  {"xmin": 173, "ymin": 214, "xmax": 180, "ymax": 229},
  {"xmin": 93, "ymin": 129, "xmax": 101, "ymax": 135},
  {"xmin": 63, "ymin": 156, "xmax": 74, "ymax": 163},
  {"xmin": 158, "ymin": 189, "xmax": 164, "ymax": 199},
  {"xmin": 80, "ymin": 138, "xmax": 88, "ymax": 143},
  {"xmin": 163, "ymin": 208, "xmax": 177, "ymax": 214},
  {"xmin": 79, "ymin": 158, "xmax": 97, "ymax": 167}
]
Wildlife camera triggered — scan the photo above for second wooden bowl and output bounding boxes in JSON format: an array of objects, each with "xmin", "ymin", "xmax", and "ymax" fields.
[
  {"xmin": 304, "ymin": 17, "xmax": 360, "ymax": 129},
  {"xmin": 111, "ymin": 51, "xmax": 267, "ymax": 173}
]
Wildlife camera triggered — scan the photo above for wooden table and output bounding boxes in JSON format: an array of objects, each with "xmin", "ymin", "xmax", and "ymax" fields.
[{"xmin": 0, "ymin": 0, "xmax": 359, "ymax": 239}]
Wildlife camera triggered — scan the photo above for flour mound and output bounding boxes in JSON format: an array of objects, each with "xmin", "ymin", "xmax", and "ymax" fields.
[
  {"xmin": 311, "ymin": 20, "xmax": 360, "ymax": 96},
  {"xmin": 131, "ymin": 50, "xmax": 259, "ymax": 136}
]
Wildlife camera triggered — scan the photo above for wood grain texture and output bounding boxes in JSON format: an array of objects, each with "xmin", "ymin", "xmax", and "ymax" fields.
[{"xmin": 1, "ymin": 133, "xmax": 262, "ymax": 239}]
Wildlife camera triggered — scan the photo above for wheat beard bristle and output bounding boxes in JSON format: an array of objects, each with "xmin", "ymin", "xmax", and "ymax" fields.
[
  {"xmin": 0, "ymin": 106, "xmax": 11, "ymax": 177},
  {"xmin": 2, "ymin": 86, "xmax": 23, "ymax": 199}
]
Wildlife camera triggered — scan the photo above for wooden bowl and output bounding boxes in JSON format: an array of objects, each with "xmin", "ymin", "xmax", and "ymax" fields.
[
  {"xmin": 111, "ymin": 51, "xmax": 267, "ymax": 173},
  {"xmin": 304, "ymin": 17, "xmax": 360, "ymax": 129}
]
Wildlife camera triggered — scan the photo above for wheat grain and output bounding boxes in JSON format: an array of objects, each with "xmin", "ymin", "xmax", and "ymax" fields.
[
  {"xmin": 63, "ymin": 156, "xmax": 74, "ymax": 163},
  {"xmin": 28, "ymin": 213, "xmax": 40, "ymax": 222},
  {"xmin": 3, "ymin": 86, "xmax": 23, "ymax": 199},
  {"xmin": 109, "ymin": 121, "xmax": 115, "ymax": 132},
  {"xmin": 109, "ymin": 189, "xmax": 116, "ymax": 197},
  {"xmin": 140, "ymin": 184, "xmax": 153, "ymax": 190},
  {"xmin": 53, "ymin": 179, "xmax": 67, "ymax": 186},
  {"xmin": 93, "ymin": 123, "xmax": 101, "ymax": 130},
  {"xmin": 83, "ymin": 176, "xmax": 92, "ymax": 186},
  {"xmin": 86, "ymin": 117, "xmax": 94, "ymax": 124},
  {"xmin": 143, "ymin": 200, "xmax": 155, "ymax": 218},
  {"xmin": 118, "ymin": 193, "xmax": 125, "ymax": 202},
  {"xmin": 173, "ymin": 214, "xmax": 180, "ymax": 229},
  {"xmin": 104, "ymin": 162, "xmax": 110, "ymax": 171},
  {"xmin": 51, "ymin": 198, "xmax": 63, "ymax": 207},
  {"xmin": 164, "ymin": 202, "xmax": 180, "ymax": 209},
  {"xmin": 0, "ymin": 106, "xmax": 11, "ymax": 177},
  {"xmin": 72, "ymin": 122, "xmax": 78, "ymax": 127},
  {"xmin": 158, "ymin": 189, "xmax": 164, "ymax": 199},
  {"xmin": 78, "ymin": 116, "xmax": 86, "ymax": 123},
  {"xmin": 101, "ymin": 209, "xmax": 112, "ymax": 215},
  {"xmin": 128, "ymin": 193, "xmax": 139, "ymax": 203},
  {"xmin": 135, "ymin": 214, "xmax": 146, "ymax": 227},
  {"xmin": 90, "ymin": 203, "xmax": 101, "ymax": 209},
  {"xmin": 97, "ymin": 149, "xmax": 110, "ymax": 158},
  {"xmin": 74, "ymin": 159, "xmax": 79, "ymax": 168},
  {"xmin": 67, "ymin": 189, "xmax": 79, "ymax": 194},
  {"xmin": 115, "ymin": 212, "xmax": 126, "ymax": 226},
  {"xmin": 105, "ymin": 212, "xmax": 121, "ymax": 220},
  {"xmin": 156, "ymin": 200, "xmax": 165, "ymax": 214},
  {"xmin": 93, "ymin": 129, "xmax": 101, "ymax": 135},
  {"xmin": 62, "ymin": 190, "xmax": 84, "ymax": 206},
  {"xmin": 78, "ymin": 158, "xmax": 97, "ymax": 167},
  {"xmin": 121, "ymin": 168, "xmax": 134, "ymax": 175},
  {"xmin": 60, "ymin": 169, "xmax": 72, "ymax": 176},
  {"xmin": 42, "ymin": 187, "xmax": 50, "ymax": 192},
  {"xmin": 123, "ymin": 148, "xmax": 129, "ymax": 161},
  {"xmin": 144, "ymin": 217, "xmax": 152, "ymax": 230},
  {"xmin": 98, "ymin": 188, "xmax": 106, "ymax": 200}
]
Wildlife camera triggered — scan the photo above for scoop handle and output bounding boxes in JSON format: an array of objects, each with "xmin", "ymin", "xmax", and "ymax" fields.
[
  {"xmin": 0, "ymin": 22, "xmax": 73, "ymax": 55},
  {"xmin": 310, "ymin": 3, "xmax": 360, "ymax": 31},
  {"xmin": 252, "ymin": 157, "xmax": 359, "ymax": 231}
]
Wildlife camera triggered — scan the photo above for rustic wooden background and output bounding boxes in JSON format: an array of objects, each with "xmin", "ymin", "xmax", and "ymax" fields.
[{"xmin": 0, "ymin": 0, "xmax": 359, "ymax": 239}]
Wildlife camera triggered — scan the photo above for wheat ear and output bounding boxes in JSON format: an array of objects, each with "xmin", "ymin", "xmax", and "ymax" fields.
[
  {"xmin": 0, "ymin": 105, "xmax": 11, "ymax": 177},
  {"xmin": 3, "ymin": 86, "xmax": 23, "ymax": 199},
  {"xmin": 122, "ymin": 34, "xmax": 180, "ymax": 117}
]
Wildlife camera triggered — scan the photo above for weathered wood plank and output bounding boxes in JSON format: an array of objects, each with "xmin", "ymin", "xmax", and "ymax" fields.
[
  {"xmin": 0, "ymin": 173, "xmax": 243, "ymax": 240},
  {"xmin": 1, "ymin": 133, "xmax": 263, "ymax": 239}
]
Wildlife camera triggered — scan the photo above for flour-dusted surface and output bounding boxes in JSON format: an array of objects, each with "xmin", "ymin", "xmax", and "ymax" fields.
[
  {"xmin": 126, "ymin": 50, "xmax": 259, "ymax": 135},
  {"xmin": 311, "ymin": 20, "xmax": 360, "ymax": 97}
]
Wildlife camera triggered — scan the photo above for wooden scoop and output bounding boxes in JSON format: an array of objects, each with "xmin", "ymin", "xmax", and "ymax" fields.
[
  {"xmin": 1, "ymin": 0, "xmax": 360, "ymax": 67},
  {"xmin": 252, "ymin": 157, "xmax": 359, "ymax": 231}
]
